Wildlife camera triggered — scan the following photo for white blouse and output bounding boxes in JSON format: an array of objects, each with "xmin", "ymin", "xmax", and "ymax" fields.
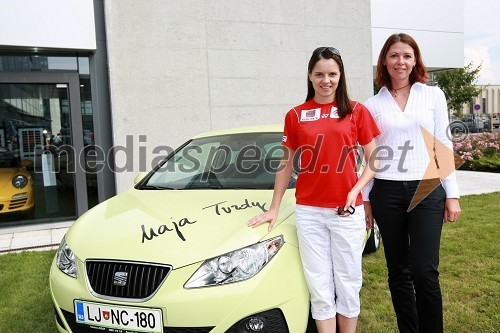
[{"xmin": 363, "ymin": 82, "xmax": 459, "ymax": 199}]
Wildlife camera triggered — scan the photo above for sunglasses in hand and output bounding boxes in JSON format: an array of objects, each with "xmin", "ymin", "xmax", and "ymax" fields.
[{"xmin": 337, "ymin": 205, "xmax": 355, "ymax": 215}]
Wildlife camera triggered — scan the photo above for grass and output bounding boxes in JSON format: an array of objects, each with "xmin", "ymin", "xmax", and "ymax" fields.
[
  {"xmin": 359, "ymin": 191, "xmax": 500, "ymax": 333},
  {"xmin": 0, "ymin": 192, "xmax": 499, "ymax": 333},
  {"xmin": 0, "ymin": 250, "xmax": 56, "ymax": 333}
]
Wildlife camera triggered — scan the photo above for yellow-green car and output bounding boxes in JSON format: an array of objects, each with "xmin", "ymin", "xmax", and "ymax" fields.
[
  {"xmin": 49, "ymin": 125, "xmax": 380, "ymax": 333},
  {"xmin": 0, "ymin": 148, "xmax": 34, "ymax": 217}
]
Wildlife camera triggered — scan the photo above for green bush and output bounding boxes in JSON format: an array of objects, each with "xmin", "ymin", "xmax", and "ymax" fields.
[
  {"xmin": 467, "ymin": 155, "xmax": 500, "ymax": 172},
  {"xmin": 454, "ymin": 133, "xmax": 500, "ymax": 172}
]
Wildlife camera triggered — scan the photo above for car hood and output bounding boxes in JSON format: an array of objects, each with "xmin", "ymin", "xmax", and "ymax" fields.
[
  {"xmin": 67, "ymin": 188, "xmax": 295, "ymax": 268},
  {"xmin": 0, "ymin": 168, "xmax": 18, "ymax": 190}
]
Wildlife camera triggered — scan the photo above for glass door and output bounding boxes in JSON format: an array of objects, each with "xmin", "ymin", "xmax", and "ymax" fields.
[{"xmin": 0, "ymin": 72, "xmax": 88, "ymax": 225}]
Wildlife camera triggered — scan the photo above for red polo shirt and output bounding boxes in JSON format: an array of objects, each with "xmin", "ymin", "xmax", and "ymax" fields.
[{"xmin": 282, "ymin": 99, "xmax": 380, "ymax": 208}]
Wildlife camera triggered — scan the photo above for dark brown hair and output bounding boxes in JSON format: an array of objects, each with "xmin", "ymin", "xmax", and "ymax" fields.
[
  {"xmin": 306, "ymin": 48, "xmax": 353, "ymax": 119},
  {"xmin": 375, "ymin": 33, "xmax": 428, "ymax": 90}
]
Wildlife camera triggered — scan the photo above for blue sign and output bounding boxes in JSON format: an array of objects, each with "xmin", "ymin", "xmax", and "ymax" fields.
[
  {"xmin": 474, "ymin": 104, "xmax": 481, "ymax": 110},
  {"xmin": 76, "ymin": 301, "xmax": 85, "ymax": 321}
]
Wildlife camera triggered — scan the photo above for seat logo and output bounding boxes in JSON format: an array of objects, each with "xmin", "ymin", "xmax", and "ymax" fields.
[{"xmin": 113, "ymin": 272, "xmax": 128, "ymax": 287}]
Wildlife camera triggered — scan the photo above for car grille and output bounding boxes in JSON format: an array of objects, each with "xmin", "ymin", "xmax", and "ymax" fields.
[
  {"xmin": 0, "ymin": 204, "xmax": 4, "ymax": 211},
  {"xmin": 225, "ymin": 308, "xmax": 289, "ymax": 333},
  {"xmin": 86, "ymin": 260, "xmax": 172, "ymax": 300},
  {"xmin": 9, "ymin": 197, "xmax": 27, "ymax": 209},
  {"xmin": 60, "ymin": 309, "xmax": 215, "ymax": 333}
]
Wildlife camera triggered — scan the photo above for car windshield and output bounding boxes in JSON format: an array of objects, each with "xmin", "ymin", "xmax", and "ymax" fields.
[
  {"xmin": 0, "ymin": 150, "xmax": 21, "ymax": 168},
  {"xmin": 140, "ymin": 132, "xmax": 295, "ymax": 190}
]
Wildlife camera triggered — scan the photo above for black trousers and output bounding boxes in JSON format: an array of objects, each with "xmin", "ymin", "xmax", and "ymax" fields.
[{"xmin": 369, "ymin": 178, "xmax": 446, "ymax": 333}]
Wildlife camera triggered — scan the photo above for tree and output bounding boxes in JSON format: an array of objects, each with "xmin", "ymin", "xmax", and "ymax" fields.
[{"xmin": 434, "ymin": 62, "xmax": 484, "ymax": 118}]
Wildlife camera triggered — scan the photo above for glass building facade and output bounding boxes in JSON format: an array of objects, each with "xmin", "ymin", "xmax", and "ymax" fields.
[{"xmin": 0, "ymin": 0, "xmax": 114, "ymax": 228}]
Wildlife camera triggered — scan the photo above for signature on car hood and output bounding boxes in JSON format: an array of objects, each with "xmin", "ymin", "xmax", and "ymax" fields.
[{"xmin": 67, "ymin": 188, "xmax": 295, "ymax": 268}]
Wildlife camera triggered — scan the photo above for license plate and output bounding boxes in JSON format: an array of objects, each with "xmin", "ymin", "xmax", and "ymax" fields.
[{"xmin": 74, "ymin": 300, "xmax": 163, "ymax": 333}]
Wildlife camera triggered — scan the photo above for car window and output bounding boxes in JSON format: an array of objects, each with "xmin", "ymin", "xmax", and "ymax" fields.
[{"xmin": 143, "ymin": 132, "xmax": 291, "ymax": 190}]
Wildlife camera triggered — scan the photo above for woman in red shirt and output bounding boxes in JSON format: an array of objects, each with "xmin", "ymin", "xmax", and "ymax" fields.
[{"xmin": 249, "ymin": 47, "xmax": 380, "ymax": 333}]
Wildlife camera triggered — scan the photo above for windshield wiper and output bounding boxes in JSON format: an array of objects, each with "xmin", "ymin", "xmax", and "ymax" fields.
[
  {"xmin": 186, "ymin": 184, "xmax": 224, "ymax": 189},
  {"xmin": 228, "ymin": 186, "xmax": 265, "ymax": 190},
  {"xmin": 139, "ymin": 185, "xmax": 176, "ymax": 190}
]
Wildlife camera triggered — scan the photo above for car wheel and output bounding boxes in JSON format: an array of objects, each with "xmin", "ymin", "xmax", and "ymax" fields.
[{"xmin": 363, "ymin": 221, "xmax": 381, "ymax": 254}]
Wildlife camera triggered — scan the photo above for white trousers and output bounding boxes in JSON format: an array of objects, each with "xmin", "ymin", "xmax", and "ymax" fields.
[{"xmin": 295, "ymin": 204, "xmax": 366, "ymax": 320}]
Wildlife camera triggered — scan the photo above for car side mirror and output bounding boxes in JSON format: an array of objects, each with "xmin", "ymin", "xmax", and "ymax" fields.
[{"xmin": 134, "ymin": 172, "xmax": 148, "ymax": 184}]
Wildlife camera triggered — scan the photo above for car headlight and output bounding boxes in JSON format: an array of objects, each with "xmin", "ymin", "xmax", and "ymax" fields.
[
  {"xmin": 56, "ymin": 238, "xmax": 77, "ymax": 278},
  {"xmin": 12, "ymin": 175, "xmax": 28, "ymax": 189},
  {"xmin": 185, "ymin": 236, "xmax": 284, "ymax": 288}
]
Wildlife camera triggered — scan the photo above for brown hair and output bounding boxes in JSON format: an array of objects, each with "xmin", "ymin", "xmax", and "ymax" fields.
[
  {"xmin": 306, "ymin": 48, "xmax": 353, "ymax": 119},
  {"xmin": 375, "ymin": 33, "xmax": 428, "ymax": 90}
]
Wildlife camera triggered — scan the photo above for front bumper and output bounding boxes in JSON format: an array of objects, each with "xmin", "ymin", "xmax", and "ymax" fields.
[
  {"xmin": 0, "ymin": 190, "xmax": 34, "ymax": 215},
  {"xmin": 50, "ymin": 243, "xmax": 310, "ymax": 333}
]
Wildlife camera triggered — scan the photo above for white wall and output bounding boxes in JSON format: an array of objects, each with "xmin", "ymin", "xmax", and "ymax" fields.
[
  {"xmin": 371, "ymin": 0, "xmax": 464, "ymax": 70},
  {"xmin": 0, "ymin": 0, "xmax": 96, "ymax": 50},
  {"xmin": 105, "ymin": 0, "xmax": 375, "ymax": 192}
]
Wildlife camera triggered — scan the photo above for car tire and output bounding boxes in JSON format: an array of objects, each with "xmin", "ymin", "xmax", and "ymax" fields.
[{"xmin": 363, "ymin": 221, "xmax": 381, "ymax": 254}]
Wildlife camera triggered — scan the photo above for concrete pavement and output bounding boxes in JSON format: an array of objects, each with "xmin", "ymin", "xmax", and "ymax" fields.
[
  {"xmin": 1, "ymin": 170, "xmax": 499, "ymax": 254},
  {"xmin": 455, "ymin": 170, "xmax": 500, "ymax": 196}
]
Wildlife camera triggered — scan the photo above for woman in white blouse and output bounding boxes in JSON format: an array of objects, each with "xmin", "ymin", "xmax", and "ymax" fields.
[{"xmin": 364, "ymin": 33, "xmax": 461, "ymax": 333}]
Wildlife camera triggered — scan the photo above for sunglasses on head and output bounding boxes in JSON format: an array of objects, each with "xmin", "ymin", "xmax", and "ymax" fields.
[{"xmin": 312, "ymin": 47, "xmax": 341, "ymax": 57}]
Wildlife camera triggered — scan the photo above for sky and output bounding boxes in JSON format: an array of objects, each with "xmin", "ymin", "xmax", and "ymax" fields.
[{"xmin": 464, "ymin": 0, "xmax": 500, "ymax": 84}]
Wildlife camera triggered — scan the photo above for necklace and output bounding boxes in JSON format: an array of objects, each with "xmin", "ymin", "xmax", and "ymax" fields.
[{"xmin": 391, "ymin": 83, "xmax": 411, "ymax": 97}]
